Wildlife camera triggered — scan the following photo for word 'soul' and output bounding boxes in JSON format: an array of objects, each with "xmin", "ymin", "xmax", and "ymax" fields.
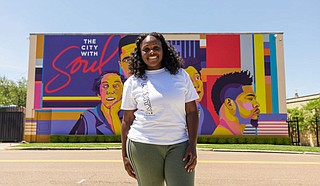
[{"xmin": 45, "ymin": 36, "xmax": 118, "ymax": 93}]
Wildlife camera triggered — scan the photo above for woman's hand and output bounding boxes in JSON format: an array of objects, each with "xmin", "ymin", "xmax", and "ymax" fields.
[
  {"xmin": 183, "ymin": 144, "xmax": 197, "ymax": 173},
  {"xmin": 123, "ymin": 157, "xmax": 136, "ymax": 179}
]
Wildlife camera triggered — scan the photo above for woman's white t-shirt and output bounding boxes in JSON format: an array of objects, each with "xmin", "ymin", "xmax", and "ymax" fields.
[{"xmin": 121, "ymin": 68, "xmax": 199, "ymax": 145}]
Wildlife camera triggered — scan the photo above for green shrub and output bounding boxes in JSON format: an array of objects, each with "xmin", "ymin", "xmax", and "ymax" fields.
[
  {"xmin": 68, "ymin": 136, "xmax": 78, "ymax": 143},
  {"xmin": 106, "ymin": 135, "xmax": 121, "ymax": 142},
  {"xmin": 267, "ymin": 138, "xmax": 276, "ymax": 145},
  {"xmin": 197, "ymin": 136, "xmax": 208, "ymax": 143},
  {"xmin": 48, "ymin": 135, "xmax": 291, "ymax": 145},
  {"xmin": 256, "ymin": 138, "xmax": 266, "ymax": 144},
  {"xmin": 50, "ymin": 135, "xmax": 59, "ymax": 143},
  {"xmin": 217, "ymin": 138, "xmax": 227, "ymax": 144},
  {"xmin": 78, "ymin": 136, "xmax": 87, "ymax": 143},
  {"xmin": 207, "ymin": 137, "xmax": 218, "ymax": 143},
  {"xmin": 283, "ymin": 137, "xmax": 291, "ymax": 145},
  {"xmin": 96, "ymin": 135, "xmax": 105, "ymax": 142},
  {"xmin": 227, "ymin": 137, "xmax": 238, "ymax": 144},
  {"xmin": 58, "ymin": 136, "xmax": 68, "ymax": 143},
  {"xmin": 275, "ymin": 138, "xmax": 284, "ymax": 145},
  {"xmin": 246, "ymin": 137, "xmax": 256, "ymax": 144},
  {"xmin": 86, "ymin": 136, "xmax": 97, "ymax": 142},
  {"xmin": 237, "ymin": 137, "xmax": 246, "ymax": 144}
]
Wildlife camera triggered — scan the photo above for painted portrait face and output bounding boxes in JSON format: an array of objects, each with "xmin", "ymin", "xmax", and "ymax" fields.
[
  {"xmin": 98, "ymin": 73, "xmax": 123, "ymax": 108},
  {"xmin": 235, "ymin": 85, "xmax": 260, "ymax": 120},
  {"xmin": 119, "ymin": 43, "xmax": 136, "ymax": 78},
  {"xmin": 185, "ymin": 66, "xmax": 204, "ymax": 102},
  {"xmin": 140, "ymin": 35, "xmax": 163, "ymax": 70}
]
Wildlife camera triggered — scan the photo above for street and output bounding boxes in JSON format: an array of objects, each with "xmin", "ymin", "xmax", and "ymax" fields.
[{"xmin": 1, "ymin": 150, "xmax": 320, "ymax": 185}]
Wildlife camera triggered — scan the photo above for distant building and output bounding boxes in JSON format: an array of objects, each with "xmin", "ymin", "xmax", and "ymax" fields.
[{"xmin": 286, "ymin": 93, "xmax": 320, "ymax": 109}]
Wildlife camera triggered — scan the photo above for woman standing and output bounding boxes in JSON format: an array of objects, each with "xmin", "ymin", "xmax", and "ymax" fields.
[{"xmin": 121, "ymin": 32, "xmax": 199, "ymax": 186}]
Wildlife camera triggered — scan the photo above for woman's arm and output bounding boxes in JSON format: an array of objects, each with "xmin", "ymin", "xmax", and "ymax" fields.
[
  {"xmin": 183, "ymin": 100, "xmax": 199, "ymax": 173},
  {"xmin": 121, "ymin": 110, "xmax": 136, "ymax": 179}
]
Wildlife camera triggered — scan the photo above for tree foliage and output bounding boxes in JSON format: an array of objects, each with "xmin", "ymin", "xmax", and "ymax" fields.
[
  {"xmin": 0, "ymin": 76, "xmax": 27, "ymax": 107},
  {"xmin": 287, "ymin": 97, "xmax": 320, "ymax": 131}
]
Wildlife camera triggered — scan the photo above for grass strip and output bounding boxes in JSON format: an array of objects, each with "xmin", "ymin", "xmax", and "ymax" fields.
[{"xmin": 11, "ymin": 143, "xmax": 320, "ymax": 153}]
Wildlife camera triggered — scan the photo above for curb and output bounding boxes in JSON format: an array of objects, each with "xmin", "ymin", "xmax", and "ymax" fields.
[
  {"xmin": 9, "ymin": 147, "xmax": 122, "ymax": 150},
  {"xmin": 197, "ymin": 148, "xmax": 320, "ymax": 155},
  {"xmin": 6, "ymin": 147, "xmax": 320, "ymax": 155}
]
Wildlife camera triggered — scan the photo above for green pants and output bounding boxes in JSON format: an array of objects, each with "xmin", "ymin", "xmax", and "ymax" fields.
[{"xmin": 126, "ymin": 139, "xmax": 195, "ymax": 186}]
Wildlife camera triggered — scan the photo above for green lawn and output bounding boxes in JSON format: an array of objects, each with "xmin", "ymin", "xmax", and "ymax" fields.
[
  {"xmin": 11, "ymin": 143, "xmax": 320, "ymax": 153},
  {"xmin": 197, "ymin": 144, "xmax": 320, "ymax": 152}
]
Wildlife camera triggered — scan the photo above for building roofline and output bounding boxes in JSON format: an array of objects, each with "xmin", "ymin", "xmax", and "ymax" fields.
[
  {"xmin": 29, "ymin": 32, "xmax": 285, "ymax": 36},
  {"xmin": 287, "ymin": 93, "xmax": 320, "ymax": 101}
]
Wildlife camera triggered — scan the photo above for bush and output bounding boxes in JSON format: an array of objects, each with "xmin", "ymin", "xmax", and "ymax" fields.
[
  {"xmin": 48, "ymin": 135, "xmax": 291, "ymax": 145},
  {"xmin": 207, "ymin": 137, "xmax": 218, "ymax": 144},
  {"xmin": 198, "ymin": 136, "xmax": 209, "ymax": 143},
  {"xmin": 50, "ymin": 135, "xmax": 59, "ymax": 143},
  {"xmin": 246, "ymin": 137, "xmax": 256, "ymax": 144},
  {"xmin": 106, "ymin": 135, "xmax": 121, "ymax": 142},
  {"xmin": 78, "ymin": 136, "xmax": 87, "ymax": 143},
  {"xmin": 217, "ymin": 138, "xmax": 227, "ymax": 144},
  {"xmin": 86, "ymin": 136, "xmax": 97, "ymax": 142},
  {"xmin": 283, "ymin": 138, "xmax": 291, "ymax": 145},
  {"xmin": 58, "ymin": 136, "xmax": 68, "ymax": 143},
  {"xmin": 68, "ymin": 136, "xmax": 78, "ymax": 143},
  {"xmin": 267, "ymin": 138, "xmax": 276, "ymax": 145},
  {"xmin": 256, "ymin": 138, "xmax": 266, "ymax": 144},
  {"xmin": 96, "ymin": 135, "xmax": 105, "ymax": 142},
  {"xmin": 227, "ymin": 137, "xmax": 237, "ymax": 144},
  {"xmin": 237, "ymin": 137, "xmax": 246, "ymax": 144},
  {"xmin": 275, "ymin": 138, "xmax": 284, "ymax": 145}
]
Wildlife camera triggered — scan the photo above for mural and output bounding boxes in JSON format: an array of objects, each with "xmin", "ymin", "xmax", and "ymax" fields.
[
  {"xmin": 69, "ymin": 72, "xmax": 124, "ymax": 135},
  {"xmin": 25, "ymin": 33, "xmax": 287, "ymax": 142}
]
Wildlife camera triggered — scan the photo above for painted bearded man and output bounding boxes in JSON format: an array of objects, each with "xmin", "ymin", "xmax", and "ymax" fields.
[{"xmin": 211, "ymin": 70, "xmax": 260, "ymax": 135}]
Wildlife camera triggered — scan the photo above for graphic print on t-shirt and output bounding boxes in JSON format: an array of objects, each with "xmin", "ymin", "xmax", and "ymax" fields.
[{"xmin": 141, "ymin": 82, "xmax": 154, "ymax": 116}]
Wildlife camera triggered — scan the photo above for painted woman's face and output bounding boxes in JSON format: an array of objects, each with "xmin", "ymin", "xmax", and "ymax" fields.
[
  {"xmin": 185, "ymin": 66, "xmax": 204, "ymax": 102},
  {"xmin": 98, "ymin": 73, "xmax": 123, "ymax": 107},
  {"xmin": 235, "ymin": 85, "xmax": 260, "ymax": 120},
  {"xmin": 140, "ymin": 35, "xmax": 163, "ymax": 70}
]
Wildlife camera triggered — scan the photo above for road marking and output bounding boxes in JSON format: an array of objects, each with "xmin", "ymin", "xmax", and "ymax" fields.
[
  {"xmin": 0, "ymin": 160, "xmax": 320, "ymax": 165},
  {"xmin": 77, "ymin": 179, "xmax": 86, "ymax": 184},
  {"xmin": 0, "ymin": 160, "xmax": 122, "ymax": 163},
  {"xmin": 198, "ymin": 160, "xmax": 320, "ymax": 165}
]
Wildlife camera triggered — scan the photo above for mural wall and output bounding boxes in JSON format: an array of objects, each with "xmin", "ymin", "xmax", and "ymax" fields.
[{"xmin": 25, "ymin": 33, "xmax": 287, "ymax": 142}]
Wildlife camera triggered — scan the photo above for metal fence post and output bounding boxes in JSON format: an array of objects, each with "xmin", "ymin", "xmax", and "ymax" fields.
[
  {"xmin": 316, "ymin": 117, "xmax": 319, "ymax": 147},
  {"xmin": 296, "ymin": 117, "xmax": 300, "ymax": 145}
]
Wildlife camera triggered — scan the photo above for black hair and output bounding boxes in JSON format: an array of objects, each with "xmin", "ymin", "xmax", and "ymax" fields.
[
  {"xmin": 183, "ymin": 56, "xmax": 201, "ymax": 73},
  {"xmin": 118, "ymin": 35, "xmax": 138, "ymax": 58},
  {"xmin": 211, "ymin": 70, "xmax": 253, "ymax": 114},
  {"xmin": 129, "ymin": 32, "xmax": 183, "ymax": 79},
  {"xmin": 92, "ymin": 71, "xmax": 124, "ymax": 95}
]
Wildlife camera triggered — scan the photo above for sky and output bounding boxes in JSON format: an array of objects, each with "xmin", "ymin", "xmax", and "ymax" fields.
[{"xmin": 0, "ymin": 0, "xmax": 319, "ymax": 99}]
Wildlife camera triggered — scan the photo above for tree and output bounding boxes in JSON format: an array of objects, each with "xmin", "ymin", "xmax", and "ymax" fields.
[
  {"xmin": 287, "ymin": 97, "xmax": 320, "ymax": 131},
  {"xmin": 304, "ymin": 97, "xmax": 320, "ymax": 118},
  {"xmin": 0, "ymin": 76, "xmax": 27, "ymax": 107}
]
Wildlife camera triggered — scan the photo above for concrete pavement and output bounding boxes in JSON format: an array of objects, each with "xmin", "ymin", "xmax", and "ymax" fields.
[
  {"xmin": 0, "ymin": 142, "xmax": 20, "ymax": 150},
  {"xmin": 1, "ymin": 150, "xmax": 320, "ymax": 185}
]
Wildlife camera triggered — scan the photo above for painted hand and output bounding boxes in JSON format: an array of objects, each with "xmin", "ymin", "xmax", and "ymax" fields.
[{"xmin": 110, "ymin": 98, "xmax": 122, "ymax": 115}]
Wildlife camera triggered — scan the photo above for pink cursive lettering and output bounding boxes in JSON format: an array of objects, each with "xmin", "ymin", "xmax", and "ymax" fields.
[{"xmin": 45, "ymin": 35, "xmax": 121, "ymax": 94}]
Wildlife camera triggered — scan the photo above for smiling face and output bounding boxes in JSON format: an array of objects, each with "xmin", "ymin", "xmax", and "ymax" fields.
[
  {"xmin": 98, "ymin": 73, "xmax": 123, "ymax": 107},
  {"xmin": 235, "ymin": 85, "xmax": 260, "ymax": 120},
  {"xmin": 185, "ymin": 66, "xmax": 204, "ymax": 102},
  {"xmin": 140, "ymin": 35, "xmax": 163, "ymax": 70}
]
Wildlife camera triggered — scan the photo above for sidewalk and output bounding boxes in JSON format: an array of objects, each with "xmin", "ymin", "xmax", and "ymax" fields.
[
  {"xmin": 0, "ymin": 142, "xmax": 20, "ymax": 150},
  {"xmin": 2, "ymin": 143, "xmax": 320, "ymax": 155}
]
